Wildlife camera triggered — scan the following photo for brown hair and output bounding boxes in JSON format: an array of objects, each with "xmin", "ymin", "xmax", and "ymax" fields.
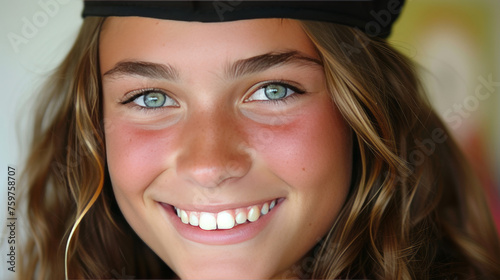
[
  {"xmin": 19, "ymin": 17, "xmax": 500, "ymax": 279},
  {"xmin": 19, "ymin": 17, "xmax": 172, "ymax": 279},
  {"xmin": 299, "ymin": 21, "xmax": 500, "ymax": 279}
]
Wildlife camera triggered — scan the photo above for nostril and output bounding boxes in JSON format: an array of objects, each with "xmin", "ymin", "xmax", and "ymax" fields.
[
  {"xmin": 225, "ymin": 159, "xmax": 248, "ymax": 178},
  {"xmin": 190, "ymin": 167, "xmax": 226, "ymax": 187},
  {"xmin": 176, "ymin": 147, "xmax": 252, "ymax": 188},
  {"xmin": 179, "ymin": 161, "xmax": 251, "ymax": 188}
]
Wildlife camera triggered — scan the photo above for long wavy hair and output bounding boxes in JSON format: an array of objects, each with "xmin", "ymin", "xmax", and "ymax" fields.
[{"xmin": 19, "ymin": 17, "xmax": 500, "ymax": 279}]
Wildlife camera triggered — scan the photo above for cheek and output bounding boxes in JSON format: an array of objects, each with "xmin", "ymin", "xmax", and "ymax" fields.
[
  {"xmin": 249, "ymin": 99, "xmax": 352, "ymax": 190},
  {"xmin": 105, "ymin": 119, "xmax": 176, "ymax": 197},
  {"xmin": 246, "ymin": 97, "xmax": 352, "ymax": 272}
]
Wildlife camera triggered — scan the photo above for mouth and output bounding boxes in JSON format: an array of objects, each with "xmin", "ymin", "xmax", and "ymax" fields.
[
  {"xmin": 172, "ymin": 199, "xmax": 280, "ymax": 231},
  {"xmin": 158, "ymin": 198, "xmax": 284, "ymax": 245}
]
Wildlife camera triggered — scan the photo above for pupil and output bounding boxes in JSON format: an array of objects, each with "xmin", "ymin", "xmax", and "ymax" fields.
[
  {"xmin": 264, "ymin": 84, "xmax": 287, "ymax": 100},
  {"xmin": 144, "ymin": 92, "xmax": 166, "ymax": 107}
]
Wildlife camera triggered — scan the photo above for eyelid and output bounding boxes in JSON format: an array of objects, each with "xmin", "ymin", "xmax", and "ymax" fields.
[
  {"xmin": 244, "ymin": 80, "xmax": 306, "ymax": 102},
  {"xmin": 120, "ymin": 88, "xmax": 176, "ymax": 105}
]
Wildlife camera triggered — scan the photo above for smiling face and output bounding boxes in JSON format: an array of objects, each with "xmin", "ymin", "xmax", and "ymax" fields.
[{"xmin": 100, "ymin": 17, "xmax": 352, "ymax": 279}]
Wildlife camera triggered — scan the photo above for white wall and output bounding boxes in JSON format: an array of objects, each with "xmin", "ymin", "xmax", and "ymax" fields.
[{"xmin": 0, "ymin": 0, "xmax": 82, "ymax": 278}]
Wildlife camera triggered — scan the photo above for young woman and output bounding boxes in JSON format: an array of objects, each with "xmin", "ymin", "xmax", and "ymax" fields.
[{"xmin": 19, "ymin": 1, "xmax": 500, "ymax": 279}]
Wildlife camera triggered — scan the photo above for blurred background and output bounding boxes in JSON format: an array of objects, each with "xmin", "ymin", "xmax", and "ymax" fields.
[
  {"xmin": 389, "ymin": 0, "xmax": 500, "ymax": 232},
  {"xmin": 0, "ymin": 0, "xmax": 499, "ymax": 278}
]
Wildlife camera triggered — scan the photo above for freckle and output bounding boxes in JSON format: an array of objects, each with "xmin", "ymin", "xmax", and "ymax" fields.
[{"xmin": 302, "ymin": 167, "xmax": 305, "ymax": 171}]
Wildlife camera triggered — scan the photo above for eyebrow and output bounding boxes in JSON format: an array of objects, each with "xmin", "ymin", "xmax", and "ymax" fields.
[
  {"xmin": 102, "ymin": 50, "xmax": 322, "ymax": 81},
  {"xmin": 226, "ymin": 51, "xmax": 323, "ymax": 79},
  {"xmin": 103, "ymin": 61, "xmax": 180, "ymax": 80}
]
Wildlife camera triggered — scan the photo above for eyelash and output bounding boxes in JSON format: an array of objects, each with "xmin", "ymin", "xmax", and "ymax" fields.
[
  {"xmin": 120, "ymin": 88, "xmax": 173, "ymax": 111},
  {"xmin": 119, "ymin": 81, "xmax": 306, "ymax": 110},
  {"xmin": 247, "ymin": 80, "xmax": 306, "ymax": 104}
]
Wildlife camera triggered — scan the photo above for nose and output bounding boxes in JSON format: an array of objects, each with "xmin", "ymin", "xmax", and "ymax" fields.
[{"xmin": 175, "ymin": 106, "xmax": 252, "ymax": 188}]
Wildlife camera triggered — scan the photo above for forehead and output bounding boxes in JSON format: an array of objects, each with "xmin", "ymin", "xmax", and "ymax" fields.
[{"xmin": 99, "ymin": 17, "xmax": 319, "ymax": 73}]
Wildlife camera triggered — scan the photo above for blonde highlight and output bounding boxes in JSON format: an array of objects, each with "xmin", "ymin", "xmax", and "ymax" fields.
[
  {"xmin": 19, "ymin": 17, "xmax": 173, "ymax": 279},
  {"xmin": 299, "ymin": 21, "xmax": 500, "ymax": 279}
]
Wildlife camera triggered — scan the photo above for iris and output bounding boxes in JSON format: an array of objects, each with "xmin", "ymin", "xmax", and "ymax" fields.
[
  {"xmin": 143, "ymin": 92, "xmax": 166, "ymax": 107},
  {"xmin": 264, "ymin": 84, "xmax": 287, "ymax": 100}
]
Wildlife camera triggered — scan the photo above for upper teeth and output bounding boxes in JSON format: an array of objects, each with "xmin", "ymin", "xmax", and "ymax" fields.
[{"xmin": 174, "ymin": 199, "xmax": 277, "ymax": 231}]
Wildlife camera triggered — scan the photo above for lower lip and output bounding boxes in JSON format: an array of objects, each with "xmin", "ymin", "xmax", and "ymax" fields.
[{"xmin": 159, "ymin": 200, "xmax": 282, "ymax": 245}]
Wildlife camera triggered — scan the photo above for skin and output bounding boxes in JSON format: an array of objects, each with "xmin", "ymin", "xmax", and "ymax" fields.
[{"xmin": 101, "ymin": 17, "xmax": 352, "ymax": 279}]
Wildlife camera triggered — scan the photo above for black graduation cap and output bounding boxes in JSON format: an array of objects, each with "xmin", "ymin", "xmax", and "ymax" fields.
[{"xmin": 82, "ymin": 1, "xmax": 405, "ymax": 38}]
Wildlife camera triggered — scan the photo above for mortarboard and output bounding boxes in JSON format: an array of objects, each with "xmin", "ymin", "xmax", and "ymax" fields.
[{"xmin": 82, "ymin": 0, "xmax": 405, "ymax": 38}]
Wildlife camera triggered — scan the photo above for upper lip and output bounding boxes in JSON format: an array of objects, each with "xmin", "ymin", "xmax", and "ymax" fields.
[{"xmin": 159, "ymin": 198, "xmax": 283, "ymax": 213}]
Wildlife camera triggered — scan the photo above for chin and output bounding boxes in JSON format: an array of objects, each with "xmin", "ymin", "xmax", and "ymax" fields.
[{"xmin": 172, "ymin": 257, "xmax": 279, "ymax": 280}]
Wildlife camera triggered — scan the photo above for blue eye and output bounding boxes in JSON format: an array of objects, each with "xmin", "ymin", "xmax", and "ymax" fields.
[
  {"xmin": 246, "ymin": 82, "xmax": 304, "ymax": 102},
  {"xmin": 136, "ymin": 91, "xmax": 166, "ymax": 108},
  {"xmin": 123, "ymin": 89, "xmax": 178, "ymax": 108}
]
